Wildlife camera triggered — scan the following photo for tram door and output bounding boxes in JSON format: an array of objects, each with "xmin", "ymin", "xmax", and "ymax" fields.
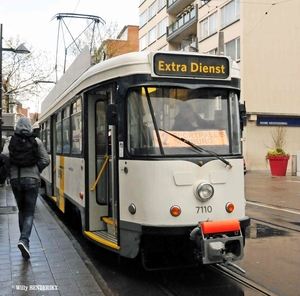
[{"xmin": 88, "ymin": 88, "xmax": 117, "ymax": 236}]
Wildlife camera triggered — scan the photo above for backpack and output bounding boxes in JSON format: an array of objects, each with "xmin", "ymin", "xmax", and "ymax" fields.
[
  {"xmin": 0, "ymin": 155, "xmax": 10, "ymax": 184},
  {"xmin": 8, "ymin": 133, "xmax": 39, "ymax": 167}
]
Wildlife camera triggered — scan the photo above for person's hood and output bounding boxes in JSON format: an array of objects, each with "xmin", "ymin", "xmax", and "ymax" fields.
[{"xmin": 15, "ymin": 117, "xmax": 32, "ymax": 134}]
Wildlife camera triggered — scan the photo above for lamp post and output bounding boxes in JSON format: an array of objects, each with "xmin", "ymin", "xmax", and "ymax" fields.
[{"xmin": 0, "ymin": 23, "xmax": 31, "ymax": 140}]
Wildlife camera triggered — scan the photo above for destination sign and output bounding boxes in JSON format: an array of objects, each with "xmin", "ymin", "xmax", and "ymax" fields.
[
  {"xmin": 153, "ymin": 53, "xmax": 230, "ymax": 79},
  {"xmin": 154, "ymin": 130, "xmax": 229, "ymax": 147}
]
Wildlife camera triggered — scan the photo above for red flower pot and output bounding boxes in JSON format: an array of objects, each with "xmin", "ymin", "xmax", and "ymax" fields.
[{"xmin": 267, "ymin": 155, "xmax": 290, "ymax": 176}]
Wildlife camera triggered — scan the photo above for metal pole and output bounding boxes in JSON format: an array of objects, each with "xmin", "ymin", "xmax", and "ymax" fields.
[
  {"xmin": 0, "ymin": 25, "xmax": 30, "ymax": 142},
  {"xmin": 0, "ymin": 24, "xmax": 3, "ymax": 141}
]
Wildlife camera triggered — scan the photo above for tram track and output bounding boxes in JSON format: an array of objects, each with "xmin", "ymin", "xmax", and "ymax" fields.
[
  {"xmin": 145, "ymin": 263, "xmax": 275, "ymax": 296},
  {"xmin": 212, "ymin": 264, "xmax": 277, "ymax": 296}
]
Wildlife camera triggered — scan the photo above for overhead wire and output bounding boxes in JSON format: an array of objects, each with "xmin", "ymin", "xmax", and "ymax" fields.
[
  {"xmin": 241, "ymin": 0, "xmax": 291, "ymax": 44},
  {"xmin": 202, "ymin": 0, "xmax": 292, "ymax": 45}
]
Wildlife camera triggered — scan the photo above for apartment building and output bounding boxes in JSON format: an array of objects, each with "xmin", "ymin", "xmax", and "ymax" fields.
[{"xmin": 139, "ymin": 0, "xmax": 300, "ymax": 171}]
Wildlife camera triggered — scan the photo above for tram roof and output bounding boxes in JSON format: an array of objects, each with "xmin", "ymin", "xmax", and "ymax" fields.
[{"xmin": 40, "ymin": 48, "xmax": 240, "ymax": 119}]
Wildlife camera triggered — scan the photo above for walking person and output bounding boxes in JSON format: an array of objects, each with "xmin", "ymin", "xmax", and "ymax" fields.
[{"xmin": 2, "ymin": 117, "xmax": 50, "ymax": 259}]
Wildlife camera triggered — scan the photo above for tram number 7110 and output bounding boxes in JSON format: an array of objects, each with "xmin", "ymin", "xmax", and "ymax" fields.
[{"xmin": 196, "ymin": 206, "xmax": 213, "ymax": 214}]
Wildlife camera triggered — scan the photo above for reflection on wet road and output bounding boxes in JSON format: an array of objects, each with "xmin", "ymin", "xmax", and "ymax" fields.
[
  {"xmin": 241, "ymin": 203, "xmax": 300, "ymax": 296},
  {"xmin": 249, "ymin": 223, "xmax": 289, "ymax": 238}
]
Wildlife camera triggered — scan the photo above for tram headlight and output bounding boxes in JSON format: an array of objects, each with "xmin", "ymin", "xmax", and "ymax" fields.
[{"xmin": 194, "ymin": 182, "xmax": 214, "ymax": 201}]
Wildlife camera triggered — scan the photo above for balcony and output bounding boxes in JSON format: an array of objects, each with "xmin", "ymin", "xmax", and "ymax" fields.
[
  {"xmin": 167, "ymin": 0, "xmax": 194, "ymax": 14},
  {"xmin": 167, "ymin": 5, "xmax": 197, "ymax": 43}
]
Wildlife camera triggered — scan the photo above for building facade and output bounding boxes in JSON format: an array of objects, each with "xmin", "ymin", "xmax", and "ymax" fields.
[
  {"xmin": 139, "ymin": 0, "xmax": 300, "ymax": 171},
  {"xmin": 92, "ymin": 25, "xmax": 139, "ymax": 64}
]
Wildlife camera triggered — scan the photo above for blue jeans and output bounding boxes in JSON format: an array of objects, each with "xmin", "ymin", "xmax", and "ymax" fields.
[{"xmin": 11, "ymin": 177, "xmax": 40, "ymax": 247}]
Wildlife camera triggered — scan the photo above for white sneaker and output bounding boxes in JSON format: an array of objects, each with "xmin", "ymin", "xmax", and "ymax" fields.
[{"xmin": 18, "ymin": 242, "xmax": 30, "ymax": 259}]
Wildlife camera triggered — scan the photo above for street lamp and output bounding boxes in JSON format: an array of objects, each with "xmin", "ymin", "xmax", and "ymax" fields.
[{"xmin": 0, "ymin": 23, "xmax": 31, "ymax": 139}]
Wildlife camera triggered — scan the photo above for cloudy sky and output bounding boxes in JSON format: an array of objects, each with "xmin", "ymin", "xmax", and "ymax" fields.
[
  {"xmin": 0, "ymin": 0, "xmax": 139, "ymax": 111},
  {"xmin": 0, "ymin": 0, "xmax": 139, "ymax": 53}
]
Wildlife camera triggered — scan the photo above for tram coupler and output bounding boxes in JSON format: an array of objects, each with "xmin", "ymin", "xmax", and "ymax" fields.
[{"xmin": 190, "ymin": 219, "xmax": 244, "ymax": 265}]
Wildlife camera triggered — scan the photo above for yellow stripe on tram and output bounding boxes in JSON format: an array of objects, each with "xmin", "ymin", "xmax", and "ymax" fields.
[
  {"xmin": 59, "ymin": 156, "xmax": 65, "ymax": 213},
  {"xmin": 51, "ymin": 196, "xmax": 57, "ymax": 202},
  {"xmin": 84, "ymin": 231, "xmax": 120, "ymax": 250}
]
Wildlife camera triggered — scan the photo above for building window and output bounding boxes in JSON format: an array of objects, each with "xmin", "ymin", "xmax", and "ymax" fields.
[
  {"xmin": 201, "ymin": 0, "xmax": 211, "ymax": 6},
  {"xmin": 140, "ymin": 34, "xmax": 147, "ymax": 50},
  {"xmin": 149, "ymin": 1, "xmax": 156, "ymax": 20},
  {"xmin": 148, "ymin": 26, "xmax": 156, "ymax": 45},
  {"xmin": 157, "ymin": 0, "xmax": 165, "ymax": 11},
  {"xmin": 158, "ymin": 17, "xmax": 167, "ymax": 38},
  {"xmin": 225, "ymin": 37, "xmax": 240, "ymax": 61},
  {"xmin": 221, "ymin": 0, "xmax": 240, "ymax": 28},
  {"xmin": 200, "ymin": 12, "xmax": 218, "ymax": 40},
  {"xmin": 140, "ymin": 10, "xmax": 147, "ymax": 27}
]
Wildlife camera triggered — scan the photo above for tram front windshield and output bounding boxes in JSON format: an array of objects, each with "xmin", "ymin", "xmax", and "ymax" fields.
[{"xmin": 127, "ymin": 87, "xmax": 241, "ymax": 156}]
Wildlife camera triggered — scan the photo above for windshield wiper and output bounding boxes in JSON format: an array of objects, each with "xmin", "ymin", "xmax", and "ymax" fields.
[{"xmin": 159, "ymin": 129, "xmax": 232, "ymax": 168}]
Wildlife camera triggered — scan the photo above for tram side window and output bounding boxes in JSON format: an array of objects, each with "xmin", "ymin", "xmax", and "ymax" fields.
[
  {"xmin": 40, "ymin": 122, "xmax": 46, "ymax": 149},
  {"xmin": 56, "ymin": 113, "xmax": 62, "ymax": 153},
  {"xmin": 41, "ymin": 120, "xmax": 51, "ymax": 153},
  {"xmin": 62, "ymin": 107, "xmax": 70, "ymax": 154},
  {"xmin": 46, "ymin": 120, "xmax": 51, "ymax": 152},
  {"xmin": 96, "ymin": 101, "xmax": 107, "ymax": 155},
  {"xmin": 71, "ymin": 98, "xmax": 82, "ymax": 154}
]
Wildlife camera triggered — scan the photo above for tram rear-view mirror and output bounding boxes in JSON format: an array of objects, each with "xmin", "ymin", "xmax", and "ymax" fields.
[
  {"xmin": 107, "ymin": 104, "xmax": 117, "ymax": 125},
  {"xmin": 239, "ymin": 102, "xmax": 247, "ymax": 129}
]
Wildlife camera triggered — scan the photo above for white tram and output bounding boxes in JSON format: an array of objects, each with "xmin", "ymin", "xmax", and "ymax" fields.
[{"xmin": 39, "ymin": 48, "xmax": 250, "ymax": 269}]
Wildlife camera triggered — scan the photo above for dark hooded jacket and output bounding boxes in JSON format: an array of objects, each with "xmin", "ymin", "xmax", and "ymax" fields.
[{"xmin": 2, "ymin": 117, "xmax": 50, "ymax": 180}]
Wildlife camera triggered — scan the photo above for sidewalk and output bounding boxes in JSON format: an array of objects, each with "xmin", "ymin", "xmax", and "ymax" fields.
[{"xmin": 0, "ymin": 184, "xmax": 105, "ymax": 296}]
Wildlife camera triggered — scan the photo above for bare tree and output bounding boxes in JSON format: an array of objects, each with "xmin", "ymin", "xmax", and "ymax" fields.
[
  {"xmin": 2, "ymin": 36, "xmax": 55, "ymax": 113},
  {"xmin": 66, "ymin": 20, "xmax": 121, "ymax": 64},
  {"xmin": 91, "ymin": 21, "xmax": 121, "ymax": 63},
  {"xmin": 90, "ymin": 22, "xmax": 139, "ymax": 62}
]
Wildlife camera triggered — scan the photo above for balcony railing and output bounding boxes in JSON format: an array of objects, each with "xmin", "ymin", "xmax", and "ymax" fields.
[{"xmin": 167, "ymin": 8, "xmax": 196, "ymax": 36}]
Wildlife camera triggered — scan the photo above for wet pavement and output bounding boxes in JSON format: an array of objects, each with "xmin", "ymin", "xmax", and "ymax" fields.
[
  {"xmin": 242, "ymin": 170, "xmax": 300, "ymax": 296},
  {"xmin": 245, "ymin": 170, "xmax": 300, "ymax": 210},
  {"xmin": 0, "ymin": 171, "xmax": 299, "ymax": 296}
]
